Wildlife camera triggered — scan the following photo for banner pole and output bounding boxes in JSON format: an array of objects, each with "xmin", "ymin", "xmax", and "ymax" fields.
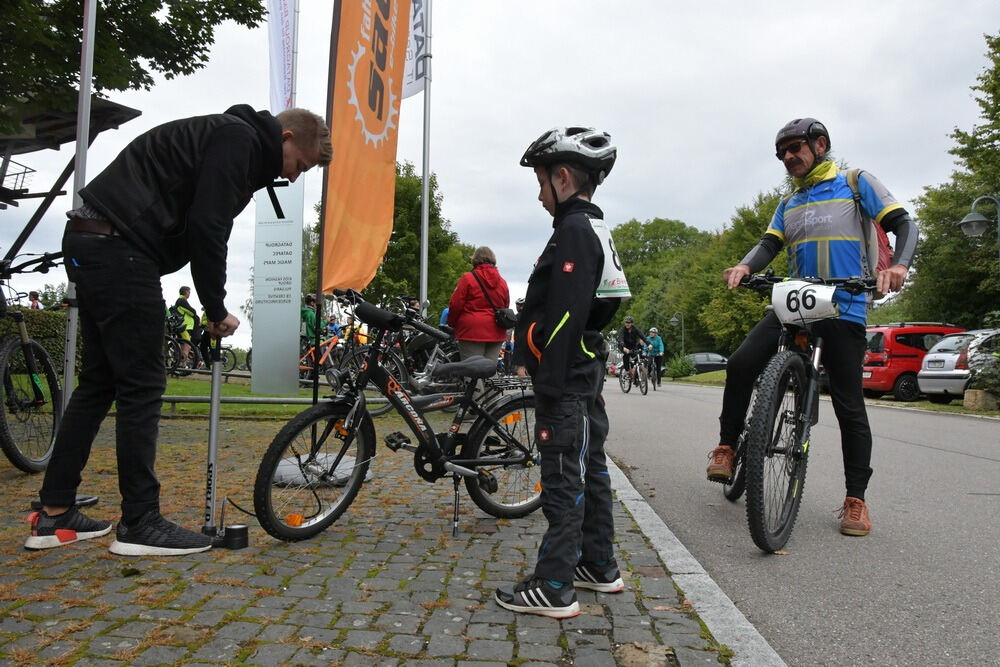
[{"xmin": 418, "ymin": 0, "xmax": 433, "ymax": 313}]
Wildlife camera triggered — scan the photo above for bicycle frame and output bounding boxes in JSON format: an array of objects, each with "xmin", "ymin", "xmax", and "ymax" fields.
[
  {"xmin": 338, "ymin": 326, "xmax": 534, "ymax": 480},
  {"xmin": 299, "ymin": 333, "xmax": 341, "ymax": 372}
]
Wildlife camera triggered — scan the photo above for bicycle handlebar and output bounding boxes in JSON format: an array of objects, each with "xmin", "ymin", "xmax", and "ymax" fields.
[
  {"xmin": 739, "ymin": 274, "xmax": 877, "ymax": 296},
  {"xmin": 332, "ymin": 289, "xmax": 451, "ymax": 341},
  {"xmin": 1, "ymin": 252, "xmax": 63, "ymax": 279}
]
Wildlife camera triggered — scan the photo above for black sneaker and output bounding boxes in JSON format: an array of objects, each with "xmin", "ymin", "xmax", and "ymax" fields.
[
  {"xmin": 25, "ymin": 507, "xmax": 112, "ymax": 550},
  {"xmin": 574, "ymin": 559, "xmax": 625, "ymax": 593},
  {"xmin": 109, "ymin": 511, "xmax": 212, "ymax": 556},
  {"xmin": 494, "ymin": 577, "xmax": 580, "ymax": 618}
]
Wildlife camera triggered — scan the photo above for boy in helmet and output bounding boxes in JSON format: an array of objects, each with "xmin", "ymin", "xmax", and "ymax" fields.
[
  {"xmin": 494, "ymin": 127, "xmax": 629, "ymax": 618},
  {"xmin": 706, "ymin": 117, "xmax": 917, "ymax": 537}
]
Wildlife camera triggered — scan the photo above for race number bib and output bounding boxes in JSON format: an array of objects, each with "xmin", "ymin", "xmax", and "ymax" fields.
[
  {"xmin": 771, "ymin": 281, "xmax": 839, "ymax": 325},
  {"xmin": 589, "ymin": 217, "xmax": 632, "ymax": 299}
]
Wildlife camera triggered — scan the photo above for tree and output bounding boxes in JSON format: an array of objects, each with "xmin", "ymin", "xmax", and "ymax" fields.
[
  {"xmin": 39, "ymin": 282, "xmax": 67, "ymax": 309},
  {"xmin": 362, "ymin": 162, "xmax": 474, "ymax": 316},
  {"xmin": 0, "ymin": 0, "xmax": 265, "ymax": 133},
  {"xmin": 906, "ymin": 32, "xmax": 1000, "ymax": 326}
]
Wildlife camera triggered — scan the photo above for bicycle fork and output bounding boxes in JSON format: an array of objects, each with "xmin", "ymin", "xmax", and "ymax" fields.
[{"xmin": 8, "ymin": 311, "xmax": 47, "ymax": 407}]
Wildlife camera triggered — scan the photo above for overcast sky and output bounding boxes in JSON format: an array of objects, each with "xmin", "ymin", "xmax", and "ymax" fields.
[{"xmin": 4, "ymin": 0, "xmax": 998, "ymax": 349}]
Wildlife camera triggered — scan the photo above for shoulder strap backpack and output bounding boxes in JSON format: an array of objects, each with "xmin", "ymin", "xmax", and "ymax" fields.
[
  {"xmin": 469, "ymin": 271, "xmax": 518, "ymax": 330},
  {"xmin": 781, "ymin": 168, "xmax": 893, "ymax": 297}
]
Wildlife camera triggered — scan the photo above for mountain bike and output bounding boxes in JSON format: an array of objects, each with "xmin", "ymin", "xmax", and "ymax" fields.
[
  {"xmin": 0, "ymin": 253, "xmax": 63, "ymax": 473},
  {"xmin": 644, "ymin": 349, "xmax": 660, "ymax": 390},
  {"xmin": 618, "ymin": 349, "xmax": 647, "ymax": 394},
  {"xmin": 253, "ymin": 289, "xmax": 540, "ymax": 542},
  {"xmin": 737, "ymin": 273, "xmax": 876, "ymax": 552}
]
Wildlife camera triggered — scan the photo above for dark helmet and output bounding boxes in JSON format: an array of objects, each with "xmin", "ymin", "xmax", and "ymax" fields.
[
  {"xmin": 775, "ymin": 117, "xmax": 830, "ymax": 154},
  {"xmin": 520, "ymin": 127, "xmax": 617, "ymax": 185},
  {"xmin": 304, "ymin": 293, "xmax": 316, "ymax": 304},
  {"xmin": 624, "ymin": 316, "xmax": 634, "ymax": 323}
]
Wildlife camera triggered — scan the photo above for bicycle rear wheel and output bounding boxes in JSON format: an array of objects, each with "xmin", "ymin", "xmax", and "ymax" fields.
[
  {"xmin": 0, "ymin": 339, "xmax": 60, "ymax": 473},
  {"xmin": 744, "ymin": 350, "xmax": 809, "ymax": 552},
  {"xmin": 462, "ymin": 394, "xmax": 541, "ymax": 518},
  {"xmin": 254, "ymin": 401, "xmax": 375, "ymax": 541}
]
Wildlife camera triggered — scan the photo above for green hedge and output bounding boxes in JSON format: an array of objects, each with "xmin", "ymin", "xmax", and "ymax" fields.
[{"xmin": 0, "ymin": 307, "xmax": 80, "ymax": 369}]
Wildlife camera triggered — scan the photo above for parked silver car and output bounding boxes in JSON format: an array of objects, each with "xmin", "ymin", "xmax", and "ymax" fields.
[{"xmin": 917, "ymin": 329, "xmax": 1000, "ymax": 404}]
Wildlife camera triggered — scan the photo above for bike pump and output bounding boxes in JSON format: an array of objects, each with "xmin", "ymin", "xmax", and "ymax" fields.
[{"xmin": 201, "ymin": 336, "xmax": 248, "ymax": 550}]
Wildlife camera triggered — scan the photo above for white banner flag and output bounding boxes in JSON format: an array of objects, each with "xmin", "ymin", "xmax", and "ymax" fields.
[
  {"xmin": 401, "ymin": 0, "xmax": 427, "ymax": 99},
  {"xmin": 268, "ymin": 0, "xmax": 295, "ymax": 112}
]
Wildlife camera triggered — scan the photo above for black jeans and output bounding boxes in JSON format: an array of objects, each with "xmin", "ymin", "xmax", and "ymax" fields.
[
  {"xmin": 40, "ymin": 232, "xmax": 167, "ymax": 523},
  {"xmin": 533, "ymin": 359, "xmax": 615, "ymax": 584},
  {"xmin": 718, "ymin": 311, "xmax": 873, "ymax": 499}
]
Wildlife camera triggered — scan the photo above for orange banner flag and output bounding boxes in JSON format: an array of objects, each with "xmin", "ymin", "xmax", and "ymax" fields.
[{"xmin": 322, "ymin": 0, "xmax": 411, "ymax": 291}]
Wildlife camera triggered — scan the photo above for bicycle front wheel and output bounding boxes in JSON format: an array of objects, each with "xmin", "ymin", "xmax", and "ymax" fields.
[
  {"xmin": 254, "ymin": 401, "xmax": 375, "ymax": 541},
  {"xmin": 0, "ymin": 339, "xmax": 61, "ymax": 473},
  {"xmin": 462, "ymin": 394, "xmax": 541, "ymax": 518},
  {"xmin": 220, "ymin": 347, "xmax": 237, "ymax": 372},
  {"xmin": 618, "ymin": 366, "xmax": 631, "ymax": 393},
  {"xmin": 744, "ymin": 350, "xmax": 809, "ymax": 553},
  {"xmin": 638, "ymin": 362, "xmax": 648, "ymax": 395}
]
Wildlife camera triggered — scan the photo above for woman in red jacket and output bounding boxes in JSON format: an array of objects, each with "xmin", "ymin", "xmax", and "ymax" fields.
[{"xmin": 448, "ymin": 246, "xmax": 511, "ymax": 362}]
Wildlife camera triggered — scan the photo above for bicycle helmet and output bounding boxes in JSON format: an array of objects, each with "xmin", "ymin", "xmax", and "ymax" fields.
[
  {"xmin": 304, "ymin": 293, "xmax": 316, "ymax": 304},
  {"xmin": 624, "ymin": 316, "xmax": 634, "ymax": 323},
  {"xmin": 775, "ymin": 117, "xmax": 830, "ymax": 157},
  {"xmin": 520, "ymin": 127, "xmax": 617, "ymax": 185},
  {"xmin": 649, "ymin": 327, "xmax": 657, "ymax": 333}
]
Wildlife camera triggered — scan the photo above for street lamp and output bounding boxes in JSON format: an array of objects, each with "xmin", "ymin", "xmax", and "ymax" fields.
[
  {"xmin": 958, "ymin": 195, "xmax": 1000, "ymax": 269},
  {"xmin": 669, "ymin": 311, "xmax": 685, "ymax": 357}
]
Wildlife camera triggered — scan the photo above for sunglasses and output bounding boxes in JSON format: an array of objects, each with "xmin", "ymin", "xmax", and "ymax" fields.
[{"xmin": 775, "ymin": 140, "xmax": 807, "ymax": 160}]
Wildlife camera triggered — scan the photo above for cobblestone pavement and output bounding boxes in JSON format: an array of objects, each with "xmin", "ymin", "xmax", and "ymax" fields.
[{"xmin": 0, "ymin": 414, "xmax": 728, "ymax": 665}]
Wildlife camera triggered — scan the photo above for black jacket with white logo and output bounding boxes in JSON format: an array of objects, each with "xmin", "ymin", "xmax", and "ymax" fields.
[{"xmin": 514, "ymin": 198, "xmax": 620, "ymax": 399}]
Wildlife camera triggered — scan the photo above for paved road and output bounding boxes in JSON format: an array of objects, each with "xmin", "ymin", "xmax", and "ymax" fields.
[{"xmin": 603, "ymin": 381, "xmax": 1000, "ymax": 667}]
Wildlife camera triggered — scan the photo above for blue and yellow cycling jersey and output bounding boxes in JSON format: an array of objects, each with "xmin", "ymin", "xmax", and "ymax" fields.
[{"xmin": 766, "ymin": 162, "xmax": 901, "ymax": 324}]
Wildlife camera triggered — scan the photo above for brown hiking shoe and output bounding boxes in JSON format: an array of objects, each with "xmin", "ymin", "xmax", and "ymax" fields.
[
  {"xmin": 706, "ymin": 446, "xmax": 735, "ymax": 482},
  {"xmin": 838, "ymin": 497, "xmax": 871, "ymax": 536}
]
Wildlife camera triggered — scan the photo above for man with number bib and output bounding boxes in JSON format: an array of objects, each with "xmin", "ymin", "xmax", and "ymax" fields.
[
  {"xmin": 495, "ymin": 127, "xmax": 627, "ymax": 618},
  {"xmin": 706, "ymin": 118, "xmax": 917, "ymax": 536}
]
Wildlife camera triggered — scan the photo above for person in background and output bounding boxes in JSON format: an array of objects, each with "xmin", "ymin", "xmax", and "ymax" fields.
[
  {"xmin": 447, "ymin": 246, "xmax": 510, "ymax": 363},
  {"xmin": 174, "ymin": 286, "xmax": 199, "ymax": 368},
  {"xmin": 646, "ymin": 326, "xmax": 664, "ymax": 381},
  {"xmin": 28, "ymin": 291, "xmax": 44, "ymax": 309}
]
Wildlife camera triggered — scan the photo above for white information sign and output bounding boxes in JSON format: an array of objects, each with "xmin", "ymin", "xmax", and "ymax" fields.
[{"xmin": 252, "ymin": 179, "xmax": 304, "ymax": 394}]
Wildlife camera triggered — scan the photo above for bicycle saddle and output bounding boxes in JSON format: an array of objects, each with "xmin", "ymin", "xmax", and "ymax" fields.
[{"xmin": 432, "ymin": 355, "xmax": 497, "ymax": 380}]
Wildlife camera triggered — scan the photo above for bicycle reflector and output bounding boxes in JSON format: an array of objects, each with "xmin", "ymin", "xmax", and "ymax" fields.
[
  {"xmin": 285, "ymin": 514, "xmax": 305, "ymax": 527},
  {"xmin": 794, "ymin": 331, "xmax": 809, "ymax": 351},
  {"xmin": 500, "ymin": 413, "xmax": 523, "ymax": 425},
  {"xmin": 334, "ymin": 420, "xmax": 349, "ymax": 436}
]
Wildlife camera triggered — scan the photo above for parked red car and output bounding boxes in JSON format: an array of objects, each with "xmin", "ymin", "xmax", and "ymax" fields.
[{"xmin": 862, "ymin": 322, "xmax": 965, "ymax": 401}]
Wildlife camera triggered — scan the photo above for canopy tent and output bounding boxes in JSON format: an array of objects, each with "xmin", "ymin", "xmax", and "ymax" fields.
[{"xmin": 0, "ymin": 97, "xmax": 141, "ymax": 259}]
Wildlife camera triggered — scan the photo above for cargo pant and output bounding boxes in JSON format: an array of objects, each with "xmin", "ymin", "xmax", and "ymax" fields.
[{"xmin": 533, "ymin": 359, "xmax": 615, "ymax": 584}]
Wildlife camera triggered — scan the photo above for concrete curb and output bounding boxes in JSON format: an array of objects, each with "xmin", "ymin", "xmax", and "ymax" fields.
[{"xmin": 607, "ymin": 457, "xmax": 787, "ymax": 667}]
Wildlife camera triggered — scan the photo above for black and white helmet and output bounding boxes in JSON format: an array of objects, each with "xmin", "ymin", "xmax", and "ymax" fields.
[{"xmin": 520, "ymin": 127, "xmax": 617, "ymax": 185}]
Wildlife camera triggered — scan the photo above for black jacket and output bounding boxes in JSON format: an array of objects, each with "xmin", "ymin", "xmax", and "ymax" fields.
[
  {"xmin": 80, "ymin": 104, "xmax": 283, "ymax": 321},
  {"xmin": 514, "ymin": 198, "xmax": 620, "ymax": 399},
  {"xmin": 618, "ymin": 325, "xmax": 647, "ymax": 352}
]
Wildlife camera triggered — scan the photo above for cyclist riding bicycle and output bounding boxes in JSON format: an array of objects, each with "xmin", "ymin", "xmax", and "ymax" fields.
[
  {"xmin": 705, "ymin": 117, "xmax": 918, "ymax": 537},
  {"xmin": 646, "ymin": 327, "xmax": 664, "ymax": 380},
  {"xmin": 617, "ymin": 316, "xmax": 647, "ymax": 378}
]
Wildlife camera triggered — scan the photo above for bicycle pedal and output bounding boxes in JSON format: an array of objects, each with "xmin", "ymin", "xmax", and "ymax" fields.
[
  {"xmin": 384, "ymin": 431, "xmax": 412, "ymax": 452},
  {"xmin": 476, "ymin": 470, "xmax": 498, "ymax": 494}
]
